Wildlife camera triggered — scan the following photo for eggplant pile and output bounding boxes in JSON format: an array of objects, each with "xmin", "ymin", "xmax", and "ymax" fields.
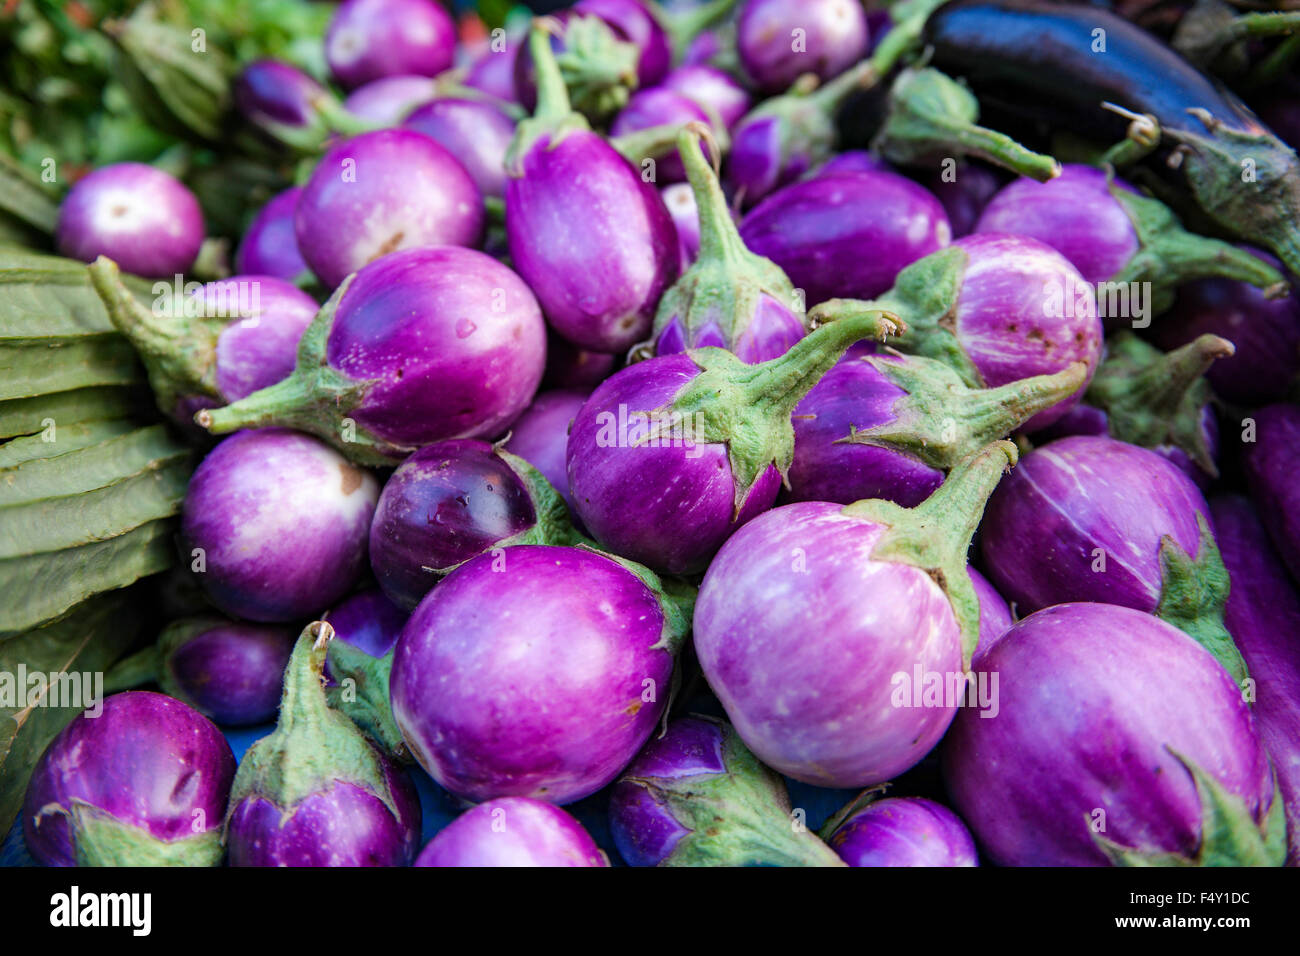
[{"xmin": 2, "ymin": 0, "xmax": 1299, "ymax": 869}]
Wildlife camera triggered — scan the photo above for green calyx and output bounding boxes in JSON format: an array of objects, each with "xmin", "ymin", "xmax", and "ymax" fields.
[
  {"xmin": 1155, "ymin": 512, "xmax": 1248, "ymax": 685},
  {"xmin": 552, "ymin": 14, "xmax": 641, "ymax": 122},
  {"xmin": 1086, "ymin": 332, "xmax": 1232, "ymax": 476},
  {"xmin": 817, "ymin": 785, "xmax": 891, "ymax": 842},
  {"xmin": 101, "ymin": 616, "xmax": 228, "ymax": 712},
  {"xmin": 505, "ymin": 21, "xmax": 595, "ymax": 175},
  {"xmin": 872, "ymin": 67, "xmax": 1061, "ymax": 182},
  {"xmin": 66, "ymin": 801, "xmax": 224, "ymax": 866},
  {"xmin": 475, "ymin": 449, "xmax": 592, "ymax": 554},
  {"xmin": 226, "ymin": 621, "xmax": 402, "ymax": 829},
  {"xmin": 649, "ymin": 0, "xmax": 739, "ymax": 59},
  {"xmin": 843, "ymin": 440, "xmax": 1020, "ymax": 667},
  {"xmin": 631, "ymin": 716, "xmax": 845, "ymax": 867},
  {"xmin": 324, "ymin": 642, "xmax": 407, "ymax": 762},
  {"xmin": 583, "ymin": 546, "xmax": 695, "ymax": 656},
  {"xmin": 1092, "ymin": 750, "xmax": 1285, "ymax": 866},
  {"xmin": 841, "ymin": 354, "xmax": 1088, "ymax": 470},
  {"xmin": 1172, "ymin": 0, "xmax": 1300, "ymax": 70}
]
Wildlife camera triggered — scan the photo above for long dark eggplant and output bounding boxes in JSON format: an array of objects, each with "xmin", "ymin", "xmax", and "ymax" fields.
[{"xmin": 925, "ymin": 0, "xmax": 1300, "ymax": 278}]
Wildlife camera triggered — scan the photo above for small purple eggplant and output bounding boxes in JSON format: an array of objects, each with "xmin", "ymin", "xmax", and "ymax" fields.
[
  {"xmin": 610, "ymin": 87, "xmax": 715, "ymax": 184},
  {"xmin": 921, "ymin": 161, "xmax": 1003, "ymax": 238},
  {"xmin": 822, "ymin": 793, "xmax": 978, "ymax": 867},
  {"xmin": 694, "ymin": 441, "xmax": 1019, "ymax": 788},
  {"xmin": 543, "ymin": 331, "xmax": 620, "ymax": 391},
  {"xmin": 342, "ymin": 74, "xmax": 442, "ymax": 124},
  {"xmin": 24, "ymin": 692, "xmax": 235, "ymax": 866},
  {"xmin": 970, "ymin": 566, "xmax": 1013, "ymax": 655},
  {"xmin": 102, "ymin": 617, "xmax": 294, "ymax": 726},
  {"xmin": 659, "ymin": 64, "xmax": 752, "ymax": 130},
  {"xmin": 293, "ymin": 128, "xmax": 484, "ymax": 289},
  {"xmin": 503, "ymin": 389, "xmax": 589, "ymax": 516},
  {"xmin": 234, "ymin": 186, "xmax": 311, "ymax": 283},
  {"xmin": 942, "ymin": 603, "xmax": 1283, "ymax": 866},
  {"xmin": 390, "ymin": 544, "xmax": 691, "ymax": 804},
  {"xmin": 1243, "ymin": 403, "xmax": 1300, "ymax": 585},
  {"xmin": 465, "ymin": 37, "xmax": 522, "ymax": 104},
  {"xmin": 180, "ymin": 429, "xmax": 378, "ymax": 622},
  {"xmin": 980, "ymin": 434, "xmax": 1247, "ymax": 682},
  {"xmin": 739, "ymin": 168, "xmax": 952, "ymax": 305},
  {"xmin": 233, "ymin": 59, "xmax": 370, "ymax": 152},
  {"xmin": 505, "ymin": 26, "xmax": 678, "ymax": 354},
  {"xmin": 735, "ymin": 0, "xmax": 869, "ymax": 94},
  {"xmin": 609, "ymin": 715, "xmax": 845, "ymax": 866},
  {"xmin": 325, "ymin": 0, "xmax": 456, "ymax": 90},
  {"xmin": 808, "ymin": 234, "xmax": 1104, "ymax": 430},
  {"xmin": 323, "ymin": 589, "xmax": 410, "ymax": 760},
  {"xmin": 226, "ymin": 622, "xmax": 422, "ymax": 866},
  {"xmin": 415, "ymin": 797, "xmax": 608, "ymax": 867},
  {"xmin": 56, "ymin": 163, "xmax": 204, "ymax": 278},
  {"xmin": 197, "ymin": 247, "xmax": 547, "ymax": 464},
  {"xmin": 403, "ymin": 98, "xmax": 516, "ymax": 198}
]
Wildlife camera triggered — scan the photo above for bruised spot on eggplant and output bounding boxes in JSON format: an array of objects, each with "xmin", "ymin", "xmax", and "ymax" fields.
[
  {"xmin": 374, "ymin": 231, "xmax": 406, "ymax": 258},
  {"xmin": 339, "ymin": 462, "xmax": 364, "ymax": 495}
]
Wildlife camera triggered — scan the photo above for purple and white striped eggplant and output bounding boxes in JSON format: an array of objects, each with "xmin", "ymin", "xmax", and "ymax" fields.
[
  {"xmin": 608, "ymin": 715, "xmax": 845, "ymax": 866},
  {"xmin": 325, "ymin": 0, "xmax": 456, "ymax": 90},
  {"xmin": 226, "ymin": 622, "xmax": 422, "ymax": 866},
  {"xmin": 234, "ymin": 186, "xmax": 311, "ymax": 283},
  {"xmin": 735, "ymin": 0, "xmax": 869, "ymax": 94},
  {"xmin": 942, "ymin": 603, "xmax": 1283, "ymax": 866},
  {"xmin": 503, "ymin": 388, "xmax": 589, "ymax": 517},
  {"xmin": 416, "ymin": 797, "xmax": 607, "ymax": 867},
  {"xmin": 403, "ymin": 97, "xmax": 516, "ymax": 198},
  {"xmin": 694, "ymin": 441, "xmax": 1019, "ymax": 788},
  {"xmin": 1243, "ymin": 403, "xmax": 1300, "ymax": 584},
  {"xmin": 822, "ymin": 793, "xmax": 978, "ymax": 867},
  {"xmin": 323, "ymin": 589, "xmax": 410, "ymax": 760}
]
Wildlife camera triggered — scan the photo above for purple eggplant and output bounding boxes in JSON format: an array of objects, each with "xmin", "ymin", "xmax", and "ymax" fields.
[
  {"xmin": 1243, "ymin": 403, "xmax": 1300, "ymax": 584},
  {"xmin": 323, "ymin": 589, "xmax": 410, "ymax": 760},
  {"xmin": 822, "ymin": 794, "xmax": 978, "ymax": 867},
  {"xmin": 568, "ymin": 305, "xmax": 900, "ymax": 574},
  {"xmin": 234, "ymin": 186, "xmax": 311, "ymax": 283},
  {"xmin": 1211, "ymin": 495, "xmax": 1300, "ymax": 865},
  {"xmin": 942, "ymin": 602, "xmax": 1283, "ymax": 866},
  {"xmin": 226, "ymin": 622, "xmax": 422, "ymax": 866},
  {"xmin": 102, "ymin": 617, "xmax": 293, "ymax": 726},
  {"xmin": 325, "ymin": 0, "xmax": 456, "ymax": 90},
  {"xmin": 543, "ymin": 331, "xmax": 620, "ymax": 391},
  {"xmin": 342, "ymin": 74, "xmax": 442, "ymax": 124},
  {"xmin": 403, "ymin": 98, "xmax": 516, "ymax": 198},
  {"xmin": 197, "ymin": 247, "xmax": 547, "ymax": 465},
  {"xmin": 504, "ymin": 26, "xmax": 679, "ymax": 354},
  {"xmin": 24, "ymin": 691, "xmax": 235, "ymax": 866},
  {"xmin": 576, "ymin": 0, "xmax": 672, "ymax": 88},
  {"xmin": 809, "ymin": 234, "xmax": 1104, "ymax": 430},
  {"xmin": 415, "ymin": 797, "xmax": 608, "ymax": 867},
  {"xmin": 735, "ymin": 0, "xmax": 869, "ymax": 94},
  {"xmin": 390, "ymin": 544, "xmax": 691, "ymax": 804},
  {"xmin": 659, "ymin": 64, "xmax": 752, "ymax": 129},
  {"xmin": 694, "ymin": 442, "xmax": 1018, "ymax": 788},
  {"xmin": 369, "ymin": 439, "xmax": 581, "ymax": 610},
  {"xmin": 609, "ymin": 715, "xmax": 845, "ymax": 866},
  {"xmin": 610, "ymin": 87, "xmax": 715, "ymax": 184},
  {"xmin": 56, "ymin": 163, "xmax": 204, "ymax": 278},
  {"xmin": 808, "ymin": 150, "xmax": 893, "ymax": 179},
  {"xmin": 465, "ymin": 36, "xmax": 522, "ymax": 104},
  {"xmin": 503, "ymin": 389, "xmax": 589, "ymax": 516},
  {"xmin": 180, "ymin": 429, "xmax": 378, "ymax": 622},
  {"xmin": 921, "ymin": 161, "xmax": 1003, "ymax": 237},
  {"xmin": 980, "ymin": 434, "xmax": 1246, "ymax": 681},
  {"xmin": 293, "ymin": 128, "xmax": 484, "ymax": 289},
  {"xmin": 233, "ymin": 59, "xmax": 369, "ymax": 152},
  {"xmin": 660, "ymin": 181, "xmax": 702, "ymax": 272},
  {"xmin": 970, "ymin": 566, "xmax": 1013, "ymax": 655},
  {"xmin": 739, "ymin": 168, "xmax": 952, "ymax": 306}
]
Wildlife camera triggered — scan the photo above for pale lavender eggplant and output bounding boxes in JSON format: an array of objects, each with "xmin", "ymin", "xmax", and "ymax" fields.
[
  {"xmin": 503, "ymin": 389, "xmax": 589, "ymax": 514},
  {"xmin": 736, "ymin": 0, "xmax": 869, "ymax": 93},
  {"xmin": 1211, "ymin": 495, "xmax": 1300, "ymax": 865},
  {"xmin": 390, "ymin": 544, "xmax": 686, "ymax": 804},
  {"xmin": 465, "ymin": 40, "xmax": 522, "ymax": 104},
  {"xmin": 740, "ymin": 169, "xmax": 952, "ymax": 305},
  {"xmin": 661, "ymin": 182, "xmax": 702, "ymax": 270},
  {"xmin": 180, "ymin": 429, "xmax": 378, "ymax": 621},
  {"xmin": 942, "ymin": 603, "xmax": 1279, "ymax": 866},
  {"xmin": 207, "ymin": 278, "xmax": 318, "ymax": 402},
  {"xmin": 235, "ymin": 187, "xmax": 310, "ymax": 282},
  {"xmin": 610, "ymin": 87, "xmax": 713, "ymax": 183},
  {"xmin": 660, "ymin": 64, "xmax": 753, "ymax": 129},
  {"xmin": 294, "ymin": 129, "xmax": 483, "ymax": 288},
  {"xmin": 343, "ymin": 74, "xmax": 441, "ymax": 124},
  {"xmin": 1243, "ymin": 403, "xmax": 1300, "ymax": 584},
  {"xmin": 325, "ymin": 0, "xmax": 456, "ymax": 89},
  {"xmin": 23, "ymin": 692, "xmax": 235, "ymax": 866},
  {"xmin": 56, "ymin": 163, "xmax": 204, "ymax": 277},
  {"xmin": 403, "ymin": 98, "xmax": 516, "ymax": 198},
  {"xmin": 576, "ymin": 0, "xmax": 673, "ymax": 88},
  {"xmin": 923, "ymin": 162, "xmax": 1003, "ymax": 237},
  {"xmin": 415, "ymin": 798, "xmax": 608, "ymax": 867},
  {"xmin": 969, "ymin": 566, "xmax": 1013, "ymax": 655},
  {"xmin": 826, "ymin": 797, "xmax": 979, "ymax": 867}
]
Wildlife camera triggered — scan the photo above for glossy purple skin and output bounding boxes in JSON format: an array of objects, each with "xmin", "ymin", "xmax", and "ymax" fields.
[
  {"xmin": 415, "ymin": 797, "xmax": 607, "ymax": 866},
  {"xmin": 946, "ymin": 233, "xmax": 1103, "ymax": 430},
  {"xmin": 661, "ymin": 182, "xmax": 701, "ymax": 270},
  {"xmin": 403, "ymin": 98, "xmax": 515, "ymax": 198},
  {"xmin": 464, "ymin": 40, "xmax": 521, "ymax": 103},
  {"xmin": 655, "ymin": 291, "xmax": 806, "ymax": 364},
  {"xmin": 227, "ymin": 755, "xmax": 421, "ymax": 866},
  {"xmin": 1243, "ymin": 403, "xmax": 1300, "ymax": 584},
  {"xmin": 942, "ymin": 603, "xmax": 1273, "ymax": 866},
  {"xmin": 660, "ymin": 65, "xmax": 753, "ymax": 129},
  {"xmin": 611, "ymin": 88, "xmax": 713, "ymax": 183},
  {"xmin": 180, "ymin": 429, "xmax": 378, "ymax": 621},
  {"xmin": 325, "ymin": 0, "xmax": 456, "ymax": 89},
  {"xmin": 828, "ymin": 797, "xmax": 979, "ymax": 867},
  {"xmin": 975, "ymin": 164, "xmax": 1139, "ymax": 285},
  {"xmin": 505, "ymin": 130, "xmax": 679, "ymax": 354},
  {"xmin": 810, "ymin": 150, "xmax": 893, "ymax": 179},
  {"xmin": 23, "ymin": 692, "xmax": 235, "ymax": 867},
  {"xmin": 325, "ymin": 247, "xmax": 546, "ymax": 446},
  {"xmin": 56, "ymin": 163, "xmax": 204, "ymax": 277},
  {"xmin": 727, "ymin": 114, "xmax": 806, "ymax": 204},
  {"xmin": 1212, "ymin": 495, "xmax": 1300, "ymax": 865},
  {"xmin": 342, "ymin": 74, "xmax": 441, "ymax": 124},
  {"xmin": 503, "ymin": 389, "xmax": 588, "ymax": 514},
  {"xmin": 369, "ymin": 440, "xmax": 537, "ymax": 610},
  {"xmin": 233, "ymin": 59, "xmax": 325, "ymax": 130},
  {"xmin": 200, "ymin": 276, "xmax": 318, "ymax": 402},
  {"xmin": 543, "ymin": 331, "xmax": 620, "ymax": 390},
  {"xmin": 923, "ymin": 162, "xmax": 1004, "ymax": 238},
  {"xmin": 567, "ymin": 354, "xmax": 784, "ymax": 574},
  {"xmin": 695, "ymin": 500, "xmax": 965, "ymax": 787},
  {"xmin": 740, "ymin": 171, "xmax": 952, "ymax": 306},
  {"xmin": 324, "ymin": 588, "xmax": 408, "ymax": 660},
  {"xmin": 235, "ymin": 187, "xmax": 309, "ymax": 281},
  {"xmin": 390, "ymin": 545, "xmax": 676, "ymax": 804},
  {"xmin": 786, "ymin": 352, "xmax": 944, "ymax": 506},
  {"xmin": 575, "ymin": 0, "xmax": 672, "ymax": 88},
  {"xmin": 969, "ymin": 566, "xmax": 1013, "ymax": 655},
  {"xmin": 294, "ymin": 129, "xmax": 483, "ymax": 289},
  {"xmin": 736, "ymin": 0, "xmax": 870, "ymax": 93},
  {"xmin": 167, "ymin": 622, "xmax": 294, "ymax": 726},
  {"xmin": 608, "ymin": 716, "xmax": 727, "ymax": 866},
  {"xmin": 981, "ymin": 435, "xmax": 1211, "ymax": 617},
  {"xmin": 1152, "ymin": 248, "xmax": 1300, "ymax": 406}
]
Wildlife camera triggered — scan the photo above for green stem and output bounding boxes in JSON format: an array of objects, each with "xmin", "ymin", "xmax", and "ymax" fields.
[
  {"xmin": 808, "ymin": 59, "xmax": 880, "ymax": 113},
  {"xmin": 530, "ymin": 20, "xmax": 572, "ymax": 125},
  {"xmin": 653, "ymin": 0, "xmax": 739, "ymax": 55},
  {"xmin": 277, "ymin": 620, "xmax": 332, "ymax": 740},
  {"xmin": 196, "ymin": 370, "xmax": 315, "ymax": 435},
  {"xmin": 678, "ymin": 123, "xmax": 746, "ymax": 266},
  {"xmin": 1247, "ymin": 30, "xmax": 1300, "ymax": 88},
  {"xmin": 1225, "ymin": 10, "xmax": 1300, "ymax": 41}
]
